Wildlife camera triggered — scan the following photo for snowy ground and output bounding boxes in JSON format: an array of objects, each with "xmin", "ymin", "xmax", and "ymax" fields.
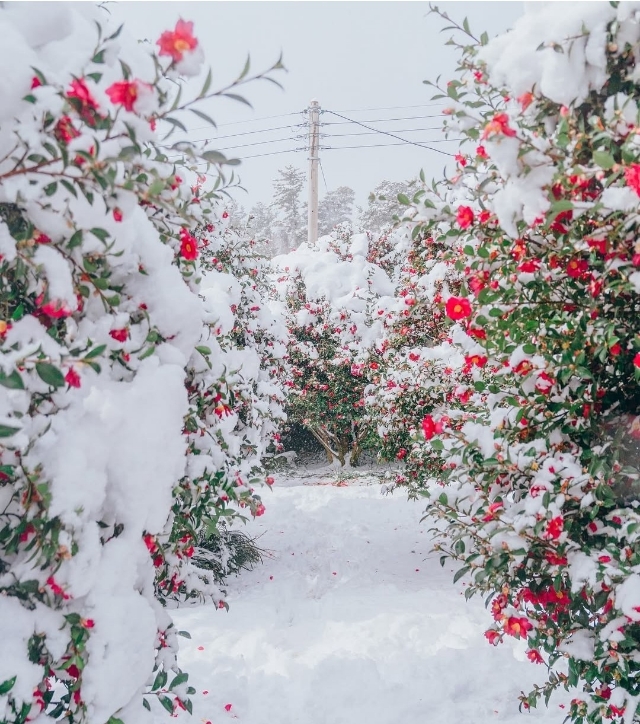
[{"xmin": 168, "ymin": 469, "xmax": 570, "ymax": 724}]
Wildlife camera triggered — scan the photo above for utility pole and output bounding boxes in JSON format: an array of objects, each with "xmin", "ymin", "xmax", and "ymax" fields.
[{"xmin": 307, "ymin": 99, "xmax": 320, "ymax": 245}]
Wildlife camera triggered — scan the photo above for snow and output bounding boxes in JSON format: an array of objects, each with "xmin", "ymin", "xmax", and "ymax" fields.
[{"xmin": 166, "ymin": 472, "xmax": 569, "ymax": 724}]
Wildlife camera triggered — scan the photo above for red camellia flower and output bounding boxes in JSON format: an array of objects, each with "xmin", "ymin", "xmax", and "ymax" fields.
[
  {"xmin": 31, "ymin": 76, "xmax": 42, "ymax": 89},
  {"xmin": 535, "ymin": 371, "xmax": 554, "ymax": 394},
  {"xmin": 482, "ymin": 112, "xmax": 516, "ymax": 139},
  {"xmin": 503, "ymin": 616, "xmax": 533, "ymax": 638},
  {"xmin": 517, "ymin": 91, "xmax": 534, "ymax": 110},
  {"xmin": 65, "ymin": 368, "xmax": 81, "ymax": 388},
  {"xmin": 478, "ymin": 210, "xmax": 491, "ymax": 224},
  {"xmin": 610, "ymin": 343, "xmax": 622, "ymax": 356},
  {"xmin": 456, "ymin": 205, "xmax": 475, "ymax": 229},
  {"xmin": 421, "ymin": 414, "xmax": 438, "ymax": 440},
  {"xmin": 476, "ymin": 145, "xmax": 488, "ymax": 159},
  {"xmin": 518, "ymin": 259, "xmax": 540, "ymax": 273},
  {"xmin": 526, "ymin": 649, "xmax": 544, "ymax": 664},
  {"xmin": 445, "ymin": 296, "xmax": 472, "ymax": 320},
  {"xmin": 68, "ymin": 78, "xmax": 98, "ymax": 112},
  {"xmin": 157, "ymin": 19, "xmax": 198, "ymax": 63},
  {"xmin": 482, "ymin": 501, "xmax": 503, "ymax": 522},
  {"xmin": 455, "ymin": 153, "xmax": 467, "ymax": 167},
  {"xmin": 484, "ymin": 629, "xmax": 501, "ymax": 645},
  {"xmin": 105, "ymin": 80, "xmax": 147, "ymax": 112},
  {"xmin": 467, "ymin": 327, "xmax": 486, "ymax": 341},
  {"xmin": 255, "ymin": 503, "xmax": 266, "ymax": 517},
  {"xmin": 179, "ymin": 228, "xmax": 198, "ymax": 260},
  {"xmin": 634, "ymin": 353, "xmax": 640, "ymax": 368},
  {"xmin": 109, "ymin": 328, "xmax": 129, "ymax": 343},
  {"xmin": 54, "ymin": 116, "xmax": 80, "ymax": 145},
  {"xmin": 587, "ymin": 238, "xmax": 607, "ymax": 255},
  {"xmin": 566, "ymin": 258, "xmax": 588, "ymax": 279},
  {"xmin": 625, "ymin": 164, "xmax": 640, "ymax": 197},
  {"xmin": 113, "ymin": 208, "xmax": 123, "ymax": 222},
  {"xmin": 513, "ymin": 360, "xmax": 533, "ymax": 375},
  {"xmin": 40, "ymin": 301, "xmax": 72, "ymax": 319},
  {"xmin": 545, "ymin": 551, "xmax": 568, "ymax": 566},
  {"xmin": 465, "ymin": 354, "xmax": 488, "ymax": 369},
  {"xmin": 545, "ymin": 516, "xmax": 564, "ymax": 540}
]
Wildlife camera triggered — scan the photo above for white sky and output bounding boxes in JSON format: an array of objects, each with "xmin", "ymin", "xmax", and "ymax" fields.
[{"xmin": 111, "ymin": 1, "xmax": 525, "ymax": 211}]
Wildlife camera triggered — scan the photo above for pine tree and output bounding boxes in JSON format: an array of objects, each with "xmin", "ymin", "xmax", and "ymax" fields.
[
  {"xmin": 248, "ymin": 201, "xmax": 277, "ymax": 256},
  {"xmin": 318, "ymin": 185, "xmax": 355, "ymax": 236},
  {"xmin": 272, "ymin": 165, "xmax": 305, "ymax": 254},
  {"xmin": 357, "ymin": 178, "xmax": 417, "ymax": 232}
]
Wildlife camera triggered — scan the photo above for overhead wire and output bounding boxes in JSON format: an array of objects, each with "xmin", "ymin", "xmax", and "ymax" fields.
[
  {"xmin": 321, "ymin": 140, "xmax": 461, "ymax": 151},
  {"xmin": 322, "ymin": 110, "xmax": 454, "ymax": 156}
]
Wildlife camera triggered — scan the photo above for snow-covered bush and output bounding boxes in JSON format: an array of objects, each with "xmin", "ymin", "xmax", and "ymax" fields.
[
  {"xmin": 272, "ymin": 228, "xmax": 400, "ymax": 466},
  {"xmin": 0, "ymin": 5, "xmax": 284, "ymax": 723},
  {"xmin": 372, "ymin": 5, "xmax": 640, "ymax": 722}
]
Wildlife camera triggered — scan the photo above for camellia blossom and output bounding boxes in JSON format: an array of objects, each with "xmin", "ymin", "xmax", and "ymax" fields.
[
  {"xmin": 157, "ymin": 19, "xmax": 198, "ymax": 63},
  {"xmin": 566, "ymin": 258, "xmax": 588, "ymax": 279},
  {"xmin": 481, "ymin": 112, "xmax": 516, "ymax": 139},
  {"xmin": 624, "ymin": 163, "xmax": 640, "ymax": 197},
  {"xmin": 180, "ymin": 228, "xmax": 198, "ymax": 260},
  {"xmin": 634, "ymin": 352, "xmax": 640, "ymax": 368},
  {"xmin": 109, "ymin": 328, "xmax": 129, "ymax": 343},
  {"xmin": 105, "ymin": 80, "xmax": 150, "ymax": 113},
  {"xmin": 67, "ymin": 78, "xmax": 98, "ymax": 112},
  {"xmin": 445, "ymin": 296, "xmax": 472, "ymax": 320},
  {"xmin": 476, "ymin": 145, "xmax": 488, "ymax": 159},
  {"xmin": 421, "ymin": 414, "xmax": 438, "ymax": 440},
  {"xmin": 64, "ymin": 368, "xmax": 81, "ymax": 388},
  {"xmin": 517, "ymin": 92, "xmax": 534, "ymax": 111},
  {"xmin": 456, "ymin": 205, "xmax": 474, "ymax": 229},
  {"xmin": 503, "ymin": 616, "xmax": 533, "ymax": 638},
  {"xmin": 545, "ymin": 516, "xmax": 564, "ymax": 540}
]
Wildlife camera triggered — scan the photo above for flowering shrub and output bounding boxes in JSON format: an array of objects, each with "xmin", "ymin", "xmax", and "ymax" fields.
[
  {"xmin": 0, "ymin": 5, "xmax": 284, "ymax": 723},
  {"xmin": 272, "ymin": 228, "xmax": 399, "ymax": 466},
  {"xmin": 372, "ymin": 4, "xmax": 640, "ymax": 722}
]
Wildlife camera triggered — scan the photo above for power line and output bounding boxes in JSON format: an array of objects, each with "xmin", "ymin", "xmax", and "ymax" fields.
[
  {"xmin": 332, "ymin": 102, "xmax": 444, "ymax": 113},
  {"xmin": 319, "ymin": 159, "xmax": 329, "ymax": 192},
  {"xmin": 321, "ymin": 114, "xmax": 444, "ymax": 126},
  {"xmin": 323, "ymin": 110, "xmax": 454, "ymax": 157},
  {"xmin": 321, "ymin": 139, "xmax": 461, "ymax": 151},
  {"xmin": 320, "ymin": 126, "xmax": 445, "ymax": 139},
  {"xmin": 183, "ymin": 111, "xmax": 303, "ymax": 133},
  {"xmin": 168, "ymin": 122, "xmax": 305, "ymax": 146}
]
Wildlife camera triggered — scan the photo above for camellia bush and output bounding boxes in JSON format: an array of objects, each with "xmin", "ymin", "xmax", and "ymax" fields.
[
  {"xmin": 372, "ymin": 4, "xmax": 640, "ymax": 722},
  {"xmin": 0, "ymin": 4, "xmax": 285, "ymax": 724},
  {"xmin": 271, "ymin": 226, "xmax": 401, "ymax": 467}
]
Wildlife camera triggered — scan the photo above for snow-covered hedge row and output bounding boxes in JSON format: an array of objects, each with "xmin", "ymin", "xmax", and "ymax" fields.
[
  {"xmin": 271, "ymin": 226, "xmax": 405, "ymax": 466},
  {"xmin": 0, "ymin": 5, "xmax": 284, "ymax": 723},
  {"xmin": 372, "ymin": 4, "xmax": 640, "ymax": 723}
]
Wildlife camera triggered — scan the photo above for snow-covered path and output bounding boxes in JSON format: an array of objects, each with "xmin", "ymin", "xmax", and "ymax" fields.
[{"xmin": 170, "ymin": 474, "xmax": 568, "ymax": 724}]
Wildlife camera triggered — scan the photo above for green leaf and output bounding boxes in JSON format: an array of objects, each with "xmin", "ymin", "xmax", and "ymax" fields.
[
  {"xmin": 593, "ymin": 150, "xmax": 615, "ymax": 170},
  {"xmin": 0, "ymin": 676, "xmax": 17, "ymax": 695},
  {"xmin": 200, "ymin": 67, "xmax": 213, "ymax": 97},
  {"xmin": 169, "ymin": 672, "xmax": 188, "ymax": 690},
  {"xmin": 0, "ymin": 424, "xmax": 20, "ymax": 438},
  {"xmin": 397, "ymin": 193, "xmax": 411, "ymax": 205},
  {"xmin": 44, "ymin": 182, "xmax": 57, "ymax": 197},
  {"xmin": 148, "ymin": 179, "xmax": 165, "ymax": 196},
  {"xmin": 163, "ymin": 116, "xmax": 188, "ymax": 133},
  {"xmin": 430, "ymin": 438, "xmax": 444, "ymax": 451},
  {"xmin": 201, "ymin": 150, "xmax": 227, "ymax": 165},
  {"xmin": 68, "ymin": 230, "xmax": 83, "ymax": 249},
  {"xmin": 453, "ymin": 565, "xmax": 470, "ymax": 583},
  {"xmin": 189, "ymin": 108, "xmax": 217, "ymax": 128},
  {"xmin": 195, "ymin": 345, "xmax": 212, "ymax": 356},
  {"xmin": 90, "ymin": 228, "xmax": 110, "ymax": 242},
  {"xmin": 0, "ymin": 369, "xmax": 25, "ymax": 390},
  {"xmin": 152, "ymin": 670, "xmax": 168, "ymax": 691},
  {"xmin": 222, "ymin": 92, "xmax": 253, "ymax": 109},
  {"xmin": 177, "ymin": 630, "xmax": 191, "ymax": 639},
  {"xmin": 159, "ymin": 695, "xmax": 174, "ymax": 714},
  {"xmin": 238, "ymin": 55, "xmax": 251, "ymax": 80},
  {"xmin": 36, "ymin": 362, "xmax": 65, "ymax": 388},
  {"xmin": 84, "ymin": 344, "xmax": 107, "ymax": 359}
]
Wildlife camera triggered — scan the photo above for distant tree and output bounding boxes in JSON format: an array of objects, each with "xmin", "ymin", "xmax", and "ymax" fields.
[
  {"xmin": 318, "ymin": 185, "xmax": 355, "ymax": 236},
  {"xmin": 247, "ymin": 201, "xmax": 277, "ymax": 256},
  {"xmin": 357, "ymin": 178, "xmax": 418, "ymax": 232},
  {"xmin": 272, "ymin": 165, "xmax": 305, "ymax": 254},
  {"xmin": 223, "ymin": 197, "xmax": 248, "ymax": 230}
]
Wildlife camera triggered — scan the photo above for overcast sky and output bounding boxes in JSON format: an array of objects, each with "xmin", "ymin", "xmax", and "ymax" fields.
[{"xmin": 111, "ymin": 2, "xmax": 525, "ymax": 212}]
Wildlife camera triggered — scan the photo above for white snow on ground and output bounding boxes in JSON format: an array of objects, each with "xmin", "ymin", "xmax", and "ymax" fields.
[{"xmin": 168, "ymin": 470, "xmax": 570, "ymax": 724}]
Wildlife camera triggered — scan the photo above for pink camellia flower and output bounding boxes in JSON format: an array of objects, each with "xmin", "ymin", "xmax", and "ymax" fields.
[
  {"xmin": 255, "ymin": 503, "xmax": 266, "ymax": 517},
  {"xmin": 625, "ymin": 164, "xmax": 640, "ymax": 197},
  {"xmin": 455, "ymin": 153, "xmax": 467, "ymax": 167},
  {"xmin": 157, "ymin": 20, "xmax": 198, "ymax": 63},
  {"xmin": 526, "ymin": 649, "xmax": 544, "ymax": 664},
  {"xmin": 456, "ymin": 205, "xmax": 474, "ymax": 229},
  {"xmin": 445, "ymin": 296, "xmax": 472, "ymax": 320},
  {"xmin": 634, "ymin": 352, "xmax": 640, "ymax": 368}
]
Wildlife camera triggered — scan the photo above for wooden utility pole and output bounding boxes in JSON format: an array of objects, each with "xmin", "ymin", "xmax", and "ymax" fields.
[{"xmin": 307, "ymin": 99, "xmax": 320, "ymax": 245}]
